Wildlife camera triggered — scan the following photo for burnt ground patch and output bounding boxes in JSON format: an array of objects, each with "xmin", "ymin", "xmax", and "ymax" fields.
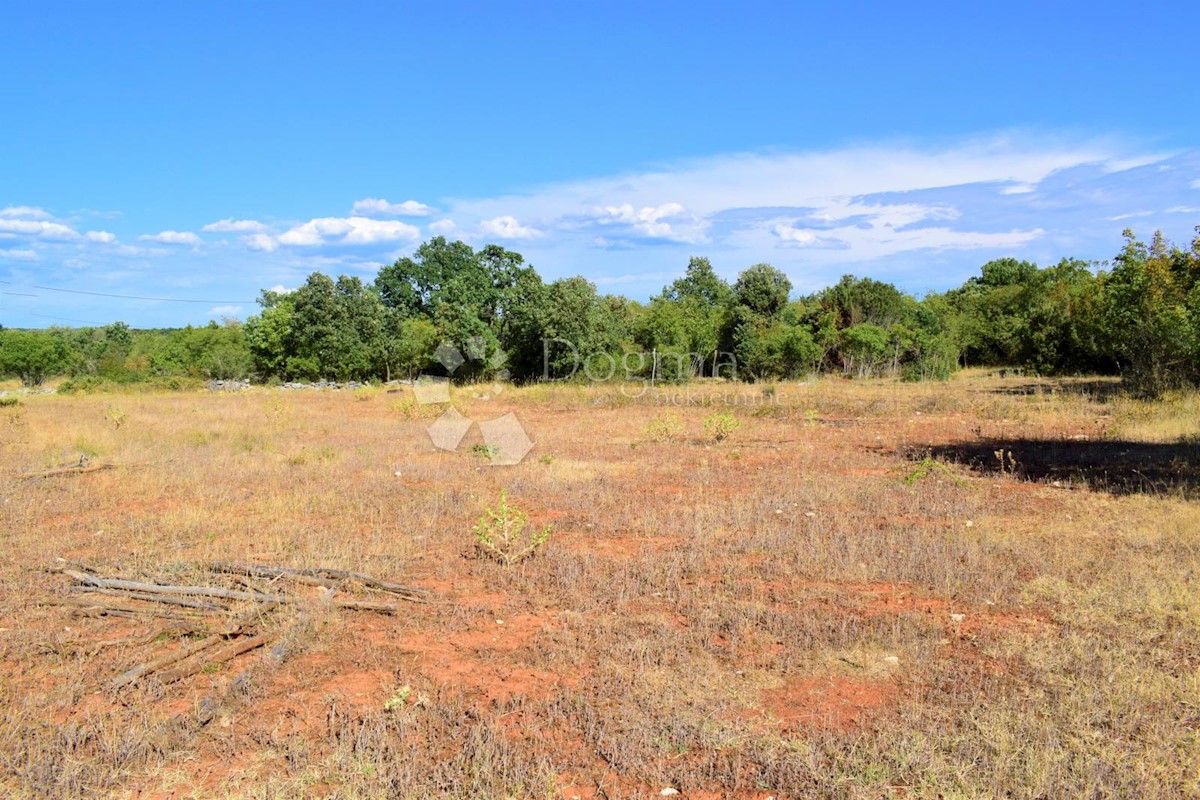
[
  {"xmin": 981, "ymin": 378, "xmax": 1124, "ymax": 401},
  {"xmin": 922, "ymin": 437, "xmax": 1200, "ymax": 498}
]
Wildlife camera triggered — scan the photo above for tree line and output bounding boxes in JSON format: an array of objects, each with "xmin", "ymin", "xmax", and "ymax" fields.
[{"xmin": 2, "ymin": 226, "xmax": 1198, "ymax": 397}]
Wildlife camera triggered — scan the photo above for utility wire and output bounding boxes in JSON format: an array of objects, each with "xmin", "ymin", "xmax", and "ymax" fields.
[
  {"xmin": 19, "ymin": 312, "xmax": 108, "ymax": 325},
  {"xmin": 30, "ymin": 285, "xmax": 253, "ymax": 304}
]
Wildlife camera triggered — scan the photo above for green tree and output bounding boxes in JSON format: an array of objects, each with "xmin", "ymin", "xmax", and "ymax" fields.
[
  {"xmin": 1100, "ymin": 229, "xmax": 1199, "ymax": 397},
  {"xmin": 0, "ymin": 329, "xmax": 71, "ymax": 386},
  {"xmin": 840, "ymin": 323, "xmax": 891, "ymax": 378}
]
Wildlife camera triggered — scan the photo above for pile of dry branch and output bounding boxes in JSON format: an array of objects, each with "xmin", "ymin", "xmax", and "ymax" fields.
[{"xmin": 44, "ymin": 561, "xmax": 430, "ymax": 690}]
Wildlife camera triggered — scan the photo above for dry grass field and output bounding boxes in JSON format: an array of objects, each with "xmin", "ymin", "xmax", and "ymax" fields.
[{"xmin": 1, "ymin": 372, "xmax": 1198, "ymax": 799}]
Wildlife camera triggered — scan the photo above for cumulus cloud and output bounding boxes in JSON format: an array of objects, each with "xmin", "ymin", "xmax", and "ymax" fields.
[
  {"xmin": 208, "ymin": 305, "xmax": 243, "ymax": 317},
  {"xmin": 139, "ymin": 230, "xmax": 202, "ymax": 245},
  {"xmin": 0, "ymin": 217, "xmax": 78, "ymax": 240},
  {"xmin": 277, "ymin": 216, "xmax": 420, "ymax": 247},
  {"xmin": 351, "ymin": 198, "xmax": 434, "ymax": 217},
  {"xmin": 0, "ymin": 206, "xmax": 53, "ymax": 220},
  {"xmin": 588, "ymin": 202, "xmax": 708, "ymax": 242},
  {"xmin": 479, "ymin": 216, "xmax": 542, "ymax": 239},
  {"xmin": 243, "ymin": 233, "xmax": 279, "ymax": 252},
  {"xmin": 203, "ymin": 218, "xmax": 268, "ymax": 233},
  {"xmin": 428, "ymin": 219, "xmax": 457, "ymax": 235},
  {"xmin": 86, "ymin": 231, "xmax": 116, "ymax": 243},
  {"xmin": 267, "ymin": 284, "xmax": 293, "ymax": 295},
  {"xmin": 772, "ymin": 224, "xmax": 845, "ymax": 248}
]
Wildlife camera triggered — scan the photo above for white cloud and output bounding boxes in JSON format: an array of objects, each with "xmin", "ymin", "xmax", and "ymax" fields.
[
  {"xmin": 208, "ymin": 305, "xmax": 243, "ymax": 317},
  {"xmin": 1192, "ymin": 179, "xmax": 1200, "ymax": 189},
  {"xmin": 0, "ymin": 248, "xmax": 39, "ymax": 261},
  {"xmin": 1001, "ymin": 183, "xmax": 1037, "ymax": 195},
  {"xmin": 139, "ymin": 230, "xmax": 201, "ymax": 245},
  {"xmin": 351, "ymin": 198, "xmax": 434, "ymax": 217},
  {"xmin": 448, "ymin": 135, "xmax": 1123, "ymax": 226},
  {"xmin": 0, "ymin": 206, "xmax": 53, "ymax": 220},
  {"xmin": 1107, "ymin": 210, "xmax": 1154, "ymax": 221},
  {"xmin": 0, "ymin": 217, "xmax": 78, "ymax": 240},
  {"xmin": 429, "ymin": 219, "xmax": 457, "ymax": 235},
  {"xmin": 803, "ymin": 200, "xmax": 959, "ymax": 228},
  {"xmin": 243, "ymin": 233, "xmax": 279, "ymax": 252},
  {"xmin": 277, "ymin": 216, "xmax": 420, "ymax": 247},
  {"xmin": 203, "ymin": 218, "xmax": 268, "ymax": 233},
  {"xmin": 1166, "ymin": 206, "xmax": 1200, "ymax": 215},
  {"xmin": 267, "ymin": 284, "xmax": 293, "ymax": 295},
  {"xmin": 772, "ymin": 224, "xmax": 824, "ymax": 246},
  {"xmin": 86, "ymin": 230, "xmax": 116, "ymax": 243},
  {"xmin": 479, "ymin": 215, "xmax": 542, "ymax": 239},
  {"xmin": 589, "ymin": 202, "xmax": 708, "ymax": 242}
]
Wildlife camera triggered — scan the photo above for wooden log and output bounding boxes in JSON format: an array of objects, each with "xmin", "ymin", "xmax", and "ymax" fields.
[
  {"xmin": 65, "ymin": 569, "xmax": 283, "ymax": 603},
  {"xmin": 209, "ymin": 562, "xmax": 429, "ymax": 599},
  {"xmin": 108, "ymin": 603, "xmax": 272, "ymax": 689},
  {"xmin": 39, "ymin": 596, "xmax": 202, "ymax": 622},
  {"xmin": 70, "ymin": 586, "xmax": 229, "ymax": 611},
  {"xmin": 21, "ymin": 463, "xmax": 115, "ymax": 479},
  {"xmin": 156, "ymin": 632, "xmax": 274, "ymax": 685},
  {"xmin": 109, "ymin": 634, "xmax": 225, "ymax": 689},
  {"xmin": 63, "ymin": 569, "xmax": 403, "ymax": 615}
]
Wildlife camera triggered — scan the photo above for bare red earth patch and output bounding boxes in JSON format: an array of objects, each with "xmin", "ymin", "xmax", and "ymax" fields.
[{"xmin": 763, "ymin": 675, "xmax": 898, "ymax": 731}]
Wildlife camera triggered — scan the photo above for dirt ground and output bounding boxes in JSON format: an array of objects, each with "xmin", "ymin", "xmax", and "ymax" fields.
[{"xmin": 1, "ymin": 373, "xmax": 1198, "ymax": 798}]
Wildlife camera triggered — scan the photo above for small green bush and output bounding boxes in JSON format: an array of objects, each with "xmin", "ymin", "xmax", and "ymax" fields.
[
  {"xmin": 703, "ymin": 412, "xmax": 741, "ymax": 442},
  {"xmin": 472, "ymin": 490, "xmax": 553, "ymax": 565},
  {"xmin": 644, "ymin": 413, "xmax": 686, "ymax": 443}
]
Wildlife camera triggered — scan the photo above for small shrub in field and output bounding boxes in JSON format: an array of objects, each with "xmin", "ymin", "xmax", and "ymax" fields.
[
  {"xmin": 74, "ymin": 438, "xmax": 102, "ymax": 459},
  {"xmin": 391, "ymin": 396, "xmax": 439, "ymax": 419},
  {"xmin": 472, "ymin": 443, "xmax": 500, "ymax": 460},
  {"xmin": 902, "ymin": 456, "xmax": 964, "ymax": 486},
  {"xmin": 0, "ymin": 397, "xmax": 19, "ymax": 408},
  {"xmin": 472, "ymin": 490, "xmax": 552, "ymax": 565},
  {"xmin": 703, "ymin": 412, "xmax": 741, "ymax": 442},
  {"xmin": 644, "ymin": 413, "xmax": 686, "ymax": 443},
  {"xmin": 384, "ymin": 685, "xmax": 412, "ymax": 711},
  {"xmin": 105, "ymin": 405, "xmax": 127, "ymax": 429}
]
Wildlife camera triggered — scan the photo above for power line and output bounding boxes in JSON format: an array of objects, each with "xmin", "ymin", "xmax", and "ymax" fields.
[
  {"xmin": 1, "ymin": 291, "xmax": 36, "ymax": 297},
  {"xmin": 30, "ymin": 285, "xmax": 253, "ymax": 304},
  {"xmin": 19, "ymin": 311, "xmax": 109, "ymax": 326}
]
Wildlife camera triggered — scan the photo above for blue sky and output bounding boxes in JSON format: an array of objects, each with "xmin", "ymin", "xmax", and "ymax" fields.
[{"xmin": 2, "ymin": 1, "xmax": 1199, "ymax": 327}]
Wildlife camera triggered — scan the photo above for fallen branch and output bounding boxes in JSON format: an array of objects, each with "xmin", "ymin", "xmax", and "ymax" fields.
[
  {"xmin": 40, "ymin": 596, "xmax": 203, "ymax": 622},
  {"xmin": 328, "ymin": 596, "xmax": 399, "ymax": 614},
  {"xmin": 70, "ymin": 586, "xmax": 230, "ymax": 611},
  {"xmin": 21, "ymin": 463, "xmax": 116, "ymax": 479},
  {"xmin": 156, "ymin": 632, "xmax": 274, "ymax": 685},
  {"xmin": 64, "ymin": 569, "xmax": 283, "ymax": 604},
  {"xmin": 109, "ymin": 634, "xmax": 225, "ymax": 689},
  {"xmin": 209, "ymin": 562, "xmax": 430, "ymax": 600},
  {"xmin": 109, "ymin": 604, "xmax": 272, "ymax": 689}
]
